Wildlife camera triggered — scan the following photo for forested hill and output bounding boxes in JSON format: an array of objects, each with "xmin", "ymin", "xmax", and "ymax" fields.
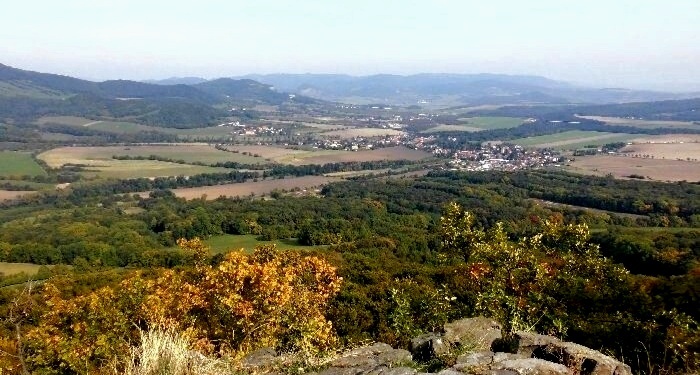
[
  {"xmin": 473, "ymin": 97, "xmax": 700, "ymax": 122},
  {"xmin": 0, "ymin": 63, "xmax": 313, "ymax": 127}
]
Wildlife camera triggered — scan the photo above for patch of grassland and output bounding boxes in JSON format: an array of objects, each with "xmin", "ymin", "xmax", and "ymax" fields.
[{"xmin": 0, "ymin": 151, "xmax": 46, "ymax": 177}]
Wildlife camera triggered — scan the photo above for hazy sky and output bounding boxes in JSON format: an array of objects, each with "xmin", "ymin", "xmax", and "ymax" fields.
[{"xmin": 1, "ymin": 0, "xmax": 699, "ymax": 91}]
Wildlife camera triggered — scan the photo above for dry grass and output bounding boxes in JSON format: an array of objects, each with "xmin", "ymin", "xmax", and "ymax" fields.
[
  {"xmin": 567, "ymin": 155, "xmax": 700, "ymax": 182},
  {"xmin": 122, "ymin": 329, "xmax": 231, "ymax": 375},
  {"xmin": 629, "ymin": 134, "xmax": 700, "ymax": 144},
  {"xmin": 0, "ymin": 262, "xmax": 44, "ymax": 276},
  {"xmin": 621, "ymin": 142, "xmax": 700, "ymax": 160},
  {"xmin": 0, "ymin": 190, "xmax": 34, "ymax": 201},
  {"xmin": 221, "ymin": 145, "xmax": 307, "ymax": 160},
  {"xmin": 150, "ymin": 176, "xmax": 340, "ymax": 200}
]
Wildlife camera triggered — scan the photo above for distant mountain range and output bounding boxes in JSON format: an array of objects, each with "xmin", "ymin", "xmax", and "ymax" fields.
[
  {"xmin": 1, "ymin": 63, "xmax": 699, "ymax": 128},
  {"xmin": 236, "ymin": 73, "xmax": 699, "ymax": 106}
]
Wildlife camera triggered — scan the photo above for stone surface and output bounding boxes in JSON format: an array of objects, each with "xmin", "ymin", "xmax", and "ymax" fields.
[
  {"xmin": 493, "ymin": 358, "xmax": 572, "ymax": 375},
  {"xmin": 443, "ymin": 317, "xmax": 503, "ymax": 351},
  {"xmin": 410, "ymin": 333, "xmax": 450, "ymax": 361},
  {"xmin": 240, "ymin": 347, "xmax": 279, "ymax": 368},
  {"xmin": 515, "ymin": 332, "xmax": 632, "ymax": 375},
  {"xmin": 322, "ymin": 342, "xmax": 415, "ymax": 375},
  {"xmin": 454, "ymin": 351, "xmax": 495, "ymax": 371}
]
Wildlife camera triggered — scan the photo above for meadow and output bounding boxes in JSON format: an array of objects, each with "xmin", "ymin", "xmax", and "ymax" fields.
[
  {"xmin": 511, "ymin": 131, "xmax": 636, "ymax": 149},
  {"xmin": 38, "ymin": 145, "xmax": 235, "ymax": 179},
  {"xmin": 0, "ymin": 151, "xmax": 46, "ymax": 177},
  {"xmin": 0, "ymin": 262, "xmax": 45, "ymax": 276},
  {"xmin": 189, "ymin": 234, "xmax": 318, "ymax": 254},
  {"xmin": 35, "ymin": 116, "xmax": 236, "ymax": 139}
]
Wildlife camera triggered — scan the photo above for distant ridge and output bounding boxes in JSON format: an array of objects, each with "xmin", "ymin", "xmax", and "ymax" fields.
[
  {"xmin": 0, "ymin": 63, "xmax": 314, "ymax": 127},
  {"xmin": 239, "ymin": 73, "xmax": 697, "ymax": 106}
]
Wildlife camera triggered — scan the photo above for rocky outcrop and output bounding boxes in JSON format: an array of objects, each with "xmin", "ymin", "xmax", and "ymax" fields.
[
  {"xmin": 514, "ymin": 332, "xmax": 632, "ymax": 375},
  {"xmin": 239, "ymin": 317, "xmax": 632, "ymax": 375}
]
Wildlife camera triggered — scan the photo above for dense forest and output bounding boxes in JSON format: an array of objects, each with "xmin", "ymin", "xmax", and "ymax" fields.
[{"xmin": 1, "ymin": 170, "xmax": 698, "ymax": 374}]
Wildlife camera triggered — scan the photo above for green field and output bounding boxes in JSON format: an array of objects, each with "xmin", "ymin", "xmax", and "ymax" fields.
[
  {"xmin": 0, "ymin": 151, "xmax": 47, "ymax": 177},
  {"xmin": 459, "ymin": 116, "xmax": 525, "ymax": 130},
  {"xmin": 170, "ymin": 234, "xmax": 319, "ymax": 254},
  {"xmin": 424, "ymin": 117, "xmax": 524, "ymax": 133},
  {"xmin": 0, "ymin": 262, "xmax": 45, "ymax": 276},
  {"xmin": 510, "ymin": 131, "xmax": 635, "ymax": 150},
  {"xmin": 38, "ymin": 144, "xmax": 265, "ymax": 179},
  {"xmin": 36, "ymin": 116, "xmax": 238, "ymax": 140},
  {"xmin": 0, "ymin": 179, "xmax": 55, "ymax": 190}
]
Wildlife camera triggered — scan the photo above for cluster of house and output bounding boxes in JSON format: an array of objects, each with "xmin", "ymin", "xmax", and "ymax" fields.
[{"xmin": 445, "ymin": 143, "xmax": 566, "ymax": 171}]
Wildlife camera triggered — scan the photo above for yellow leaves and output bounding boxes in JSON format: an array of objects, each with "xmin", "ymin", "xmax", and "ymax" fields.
[{"xmin": 26, "ymin": 243, "xmax": 342, "ymax": 373}]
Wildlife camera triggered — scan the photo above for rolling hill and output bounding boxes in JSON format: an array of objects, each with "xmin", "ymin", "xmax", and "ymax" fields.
[
  {"xmin": 0, "ymin": 63, "xmax": 309, "ymax": 127},
  {"xmin": 241, "ymin": 73, "xmax": 697, "ymax": 106}
]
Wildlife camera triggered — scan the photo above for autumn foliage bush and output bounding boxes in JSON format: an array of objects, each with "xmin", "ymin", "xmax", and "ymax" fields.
[{"xmin": 24, "ymin": 239, "xmax": 342, "ymax": 374}]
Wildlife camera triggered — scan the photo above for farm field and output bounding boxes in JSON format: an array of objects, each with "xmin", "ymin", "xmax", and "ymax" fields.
[
  {"xmin": 321, "ymin": 128, "xmax": 405, "ymax": 138},
  {"xmin": 577, "ymin": 115, "xmax": 700, "ymax": 130},
  {"xmin": 189, "ymin": 234, "xmax": 318, "ymax": 254},
  {"xmin": 0, "ymin": 190, "xmax": 35, "ymax": 201},
  {"xmin": 629, "ymin": 134, "xmax": 700, "ymax": 144},
  {"xmin": 156, "ymin": 175, "xmax": 340, "ymax": 200},
  {"xmin": 39, "ymin": 144, "xmax": 264, "ymax": 166},
  {"xmin": 511, "ymin": 131, "xmax": 635, "ymax": 149},
  {"xmin": 457, "ymin": 116, "xmax": 525, "ymax": 130},
  {"xmin": 422, "ymin": 124, "xmax": 483, "ymax": 133},
  {"xmin": 221, "ymin": 145, "xmax": 307, "ymax": 160},
  {"xmin": 35, "ymin": 116, "xmax": 237, "ymax": 139},
  {"xmin": 0, "ymin": 151, "xmax": 46, "ymax": 177},
  {"xmin": 38, "ymin": 146, "xmax": 234, "ymax": 179},
  {"xmin": 621, "ymin": 142, "xmax": 700, "ymax": 160},
  {"xmin": 0, "ymin": 262, "xmax": 45, "ymax": 276},
  {"xmin": 567, "ymin": 155, "xmax": 700, "ymax": 182},
  {"xmin": 222, "ymin": 145, "xmax": 431, "ymax": 165},
  {"xmin": 281, "ymin": 146, "xmax": 431, "ymax": 165},
  {"xmin": 423, "ymin": 116, "xmax": 524, "ymax": 133}
]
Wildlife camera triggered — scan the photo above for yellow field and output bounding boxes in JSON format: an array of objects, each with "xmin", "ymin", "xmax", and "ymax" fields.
[
  {"xmin": 629, "ymin": 134, "xmax": 700, "ymax": 144},
  {"xmin": 154, "ymin": 175, "xmax": 340, "ymax": 200},
  {"xmin": 567, "ymin": 155, "xmax": 700, "ymax": 182},
  {"xmin": 621, "ymin": 142, "xmax": 700, "ymax": 160}
]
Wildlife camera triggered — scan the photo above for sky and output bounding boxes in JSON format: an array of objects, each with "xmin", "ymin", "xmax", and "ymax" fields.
[{"xmin": 1, "ymin": 0, "xmax": 699, "ymax": 91}]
